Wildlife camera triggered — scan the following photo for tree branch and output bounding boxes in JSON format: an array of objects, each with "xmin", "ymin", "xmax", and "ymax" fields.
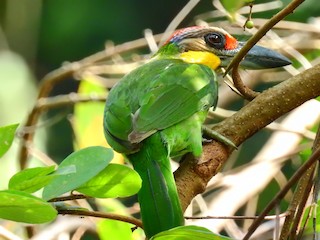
[
  {"xmin": 175, "ymin": 63, "xmax": 320, "ymax": 211},
  {"xmin": 57, "ymin": 209, "xmax": 143, "ymax": 229},
  {"xmin": 224, "ymin": 0, "xmax": 305, "ymax": 75},
  {"xmin": 224, "ymin": 0, "xmax": 305, "ymax": 100}
]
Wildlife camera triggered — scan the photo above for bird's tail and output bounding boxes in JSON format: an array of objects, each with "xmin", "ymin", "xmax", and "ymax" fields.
[{"xmin": 129, "ymin": 133, "xmax": 184, "ymax": 239}]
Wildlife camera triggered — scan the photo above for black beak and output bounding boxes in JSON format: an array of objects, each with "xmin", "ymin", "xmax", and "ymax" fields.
[{"xmin": 220, "ymin": 42, "xmax": 291, "ymax": 69}]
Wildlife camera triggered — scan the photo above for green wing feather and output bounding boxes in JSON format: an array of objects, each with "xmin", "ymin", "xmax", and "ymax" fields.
[{"xmin": 104, "ymin": 59, "xmax": 217, "ymax": 151}]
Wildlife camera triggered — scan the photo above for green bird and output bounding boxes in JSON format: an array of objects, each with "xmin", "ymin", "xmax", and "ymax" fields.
[{"xmin": 103, "ymin": 26, "xmax": 290, "ymax": 238}]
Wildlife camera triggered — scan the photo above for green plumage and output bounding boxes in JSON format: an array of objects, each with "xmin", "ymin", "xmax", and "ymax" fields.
[{"xmin": 104, "ymin": 53, "xmax": 218, "ymax": 238}]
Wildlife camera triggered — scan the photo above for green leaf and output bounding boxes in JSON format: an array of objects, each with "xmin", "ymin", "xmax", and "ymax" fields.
[
  {"xmin": 42, "ymin": 146, "xmax": 113, "ymax": 200},
  {"xmin": 301, "ymin": 201, "xmax": 320, "ymax": 235},
  {"xmin": 9, "ymin": 166, "xmax": 56, "ymax": 193},
  {"xmin": 0, "ymin": 190, "xmax": 57, "ymax": 223},
  {"xmin": 0, "ymin": 123, "xmax": 19, "ymax": 158},
  {"xmin": 96, "ymin": 199, "xmax": 145, "ymax": 239},
  {"xmin": 220, "ymin": 0, "xmax": 246, "ymax": 20},
  {"xmin": 73, "ymin": 80, "xmax": 124, "ymax": 163},
  {"xmin": 73, "ymin": 80, "xmax": 107, "ymax": 149},
  {"xmin": 151, "ymin": 226, "xmax": 233, "ymax": 240},
  {"xmin": 76, "ymin": 163, "xmax": 141, "ymax": 198},
  {"xmin": 300, "ymin": 124, "xmax": 318, "ymax": 162},
  {"xmin": 97, "ymin": 219, "xmax": 134, "ymax": 240}
]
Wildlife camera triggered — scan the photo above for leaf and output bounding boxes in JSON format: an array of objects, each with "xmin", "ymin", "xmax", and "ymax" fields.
[
  {"xmin": 0, "ymin": 190, "xmax": 57, "ymax": 223},
  {"xmin": 96, "ymin": 198, "xmax": 145, "ymax": 239},
  {"xmin": 150, "ymin": 225, "xmax": 233, "ymax": 240},
  {"xmin": 97, "ymin": 219, "xmax": 134, "ymax": 240},
  {"xmin": 301, "ymin": 200, "xmax": 320, "ymax": 235},
  {"xmin": 300, "ymin": 124, "xmax": 318, "ymax": 162},
  {"xmin": 0, "ymin": 123, "xmax": 19, "ymax": 158},
  {"xmin": 73, "ymin": 80, "xmax": 124, "ymax": 163},
  {"xmin": 76, "ymin": 163, "xmax": 142, "ymax": 198},
  {"xmin": 73, "ymin": 80, "xmax": 107, "ymax": 148},
  {"xmin": 220, "ymin": 0, "xmax": 246, "ymax": 20},
  {"xmin": 42, "ymin": 146, "xmax": 113, "ymax": 200},
  {"xmin": 9, "ymin": 166, "xmax": 56, "ymax": 193}
]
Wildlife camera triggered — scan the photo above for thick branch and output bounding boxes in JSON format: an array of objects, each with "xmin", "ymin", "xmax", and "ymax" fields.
[{"xmin": 175, "ymin": 63, "xmax": 320, "ymax": 211}]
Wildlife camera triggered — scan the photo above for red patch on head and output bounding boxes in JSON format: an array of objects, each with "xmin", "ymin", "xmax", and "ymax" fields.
[
  {"xmin": 224, "ymin": 34, "xmax": 238, "ymax": 50},
  {"xmin": 164, "ymin": 26, "xmax": 205, "ymax": 45}
]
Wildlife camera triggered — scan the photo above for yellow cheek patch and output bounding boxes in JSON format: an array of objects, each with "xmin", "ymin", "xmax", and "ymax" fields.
[{"xmin": 180, "ymin": 51, "xmax": 221, "ymax": 70}]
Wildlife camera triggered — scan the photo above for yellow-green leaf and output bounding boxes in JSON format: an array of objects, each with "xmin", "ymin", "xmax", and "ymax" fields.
[
  {"xmin": 76, "ymin": 163, "xmax": 141, "ymax": 198},
  {"xmin": 0, "ymin": 123, "xmax": 19, "ymax": 158},
  {"xmin": 42, "ymin": 146, "xmax": 113, "ymax": 200},
  {"xmin": 9, "ymin": 166, "xmax": 56, "ymax": 193},
  {"xmin": 0, "ymin": 190, "xmax": 57, "ymax": 223}
]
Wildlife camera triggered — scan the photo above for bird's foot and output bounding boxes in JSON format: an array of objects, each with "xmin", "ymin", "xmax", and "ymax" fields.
[{"xmin": 202, "ymin": 126, "xmax": 237, "ymax": 149}]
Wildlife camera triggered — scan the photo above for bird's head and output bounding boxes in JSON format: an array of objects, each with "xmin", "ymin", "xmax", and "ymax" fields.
[{"xmin": 160, "ymin": 26, "xmax": 291, "ymax": 70}]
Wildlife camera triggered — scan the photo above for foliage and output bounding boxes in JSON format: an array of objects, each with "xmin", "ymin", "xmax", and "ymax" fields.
[
  {"xmin": 150, "ymin": 226, "xmax": 232, "ymax": 240},
  {"xmin": 0, "ymin": 123, "xmax": 18, "ymax": 158},
  {"xmin": 0, "ymin": 190, "xmax": 57, "ymax": 224},
  {"xmin": 0, "ymin": 130, "xmax": 141, "ymax": 236},
  {"xmin": 9, "ymin": 166, "xmax": 56, "ymax": 193},
  {"xmin": 0, "ymin": 0, "xmax": 320, "ymax": 239},
  {"xmin": 42, "ymin": 146, "xmax": 114, "ymax": 200}
]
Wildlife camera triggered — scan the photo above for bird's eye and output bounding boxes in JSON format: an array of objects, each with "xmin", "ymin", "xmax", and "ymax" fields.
[{"xmin": 204, "ymin": 32, "xmax": 225, "ymax": 49}]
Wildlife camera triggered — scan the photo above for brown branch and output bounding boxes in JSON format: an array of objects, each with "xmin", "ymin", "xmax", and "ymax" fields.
[
  {"xmin": 286, "ymin": 122, "xmax": 320, "ymax": 239},
  {"xmin": 35, "ymin": 93, "xmax": 107, "ymax": 111},
  {"xmin": 224, "ymin": 0, "xmax": 305, "ymax": 100},
  {"xmin": 232, "ymin": 67, "xmax": 259, "ymax": 100},
  {"xmin": 185, "ymin": 212, "xmax": 288, "ymax": 220},
  {"xmin": 174, "ymin": 63, "xmax": 320, "ymax": 211},
  {"xmin": 243, "ymin": 144, "xmax": 320, "ymax": 240},
  {"xmin": 48, "ymin": 194, "xmax": 90, "ymax": 202},
  {"xmin": 225, "ymin": 0, "xmax": 305, "ymax": 75},
  {"xmin": 57, "ymin": 209, "xmax": 143, "ymax": 229}
]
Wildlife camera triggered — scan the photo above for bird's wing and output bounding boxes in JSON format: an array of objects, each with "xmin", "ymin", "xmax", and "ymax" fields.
[{"xmin": 129, "ymin": 62, "xmax": 217, "ymax": 143}]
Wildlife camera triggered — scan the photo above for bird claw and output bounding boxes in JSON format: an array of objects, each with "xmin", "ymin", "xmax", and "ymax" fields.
[{"xmin": 202, "ymin": 126, "xmax": 237, "ymax": 149}]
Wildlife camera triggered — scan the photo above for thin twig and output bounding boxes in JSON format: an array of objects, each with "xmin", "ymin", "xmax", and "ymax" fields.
[
  {"xmin": 0, "ymin": 225, "xmax": 23, "ymax": 240},
  {"xmin": 232, "ymin": 68, "xmax": 259, "ymax": 100},
  {"xmin": 158, "ymin": 0, "xmax": 200, "ymax": 46},
  {"xmin": 57, "ymin": 209, "xmax": 143, "ymax": 229},
  {"xmin": 242, "ymin": 146, "xmax": 320, "ymax": 240},
  {"xmin": 35, "ymin": 93, "xmax": 107, "ymax": 110},
  {"xmin": 225, "ymin": 0, "xmax": 305, "ymax": 74},
  {"xmin": 185, "ymin": 212, "xmax": 288, "ymax": 220},
  {"xmin": 224, "ymin": 0, "xmax": 305, "ymax": 100},
  {"xmin": 48, "ymin": 194, "xmax": 90, "ymax": 202}
]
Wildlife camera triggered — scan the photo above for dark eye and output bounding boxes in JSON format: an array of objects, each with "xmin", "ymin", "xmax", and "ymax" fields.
[{"xmin": 204, "ymin": 32, "xmax": 225, "ymax": 49}]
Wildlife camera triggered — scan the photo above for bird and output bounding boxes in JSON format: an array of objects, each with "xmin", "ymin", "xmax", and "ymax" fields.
[{"xmin": 103, "ymin": 26, "xmax": 291, "ymax": 238}]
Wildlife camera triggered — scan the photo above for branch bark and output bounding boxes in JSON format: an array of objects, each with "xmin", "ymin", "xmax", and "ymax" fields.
[{"xmin": 175, "ymin": 63, "xmax": 320, "ymax": 211}]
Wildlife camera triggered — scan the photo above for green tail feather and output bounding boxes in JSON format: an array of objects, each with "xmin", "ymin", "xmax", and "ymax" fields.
[{"xmin": 130, "ymin": 133, "xmax": 184, "ymax": 238}]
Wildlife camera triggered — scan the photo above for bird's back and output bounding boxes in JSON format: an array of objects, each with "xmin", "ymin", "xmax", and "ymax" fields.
[{"xmin": 104, "ymin": 58, "xmax": 218, "ymax": 154}]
